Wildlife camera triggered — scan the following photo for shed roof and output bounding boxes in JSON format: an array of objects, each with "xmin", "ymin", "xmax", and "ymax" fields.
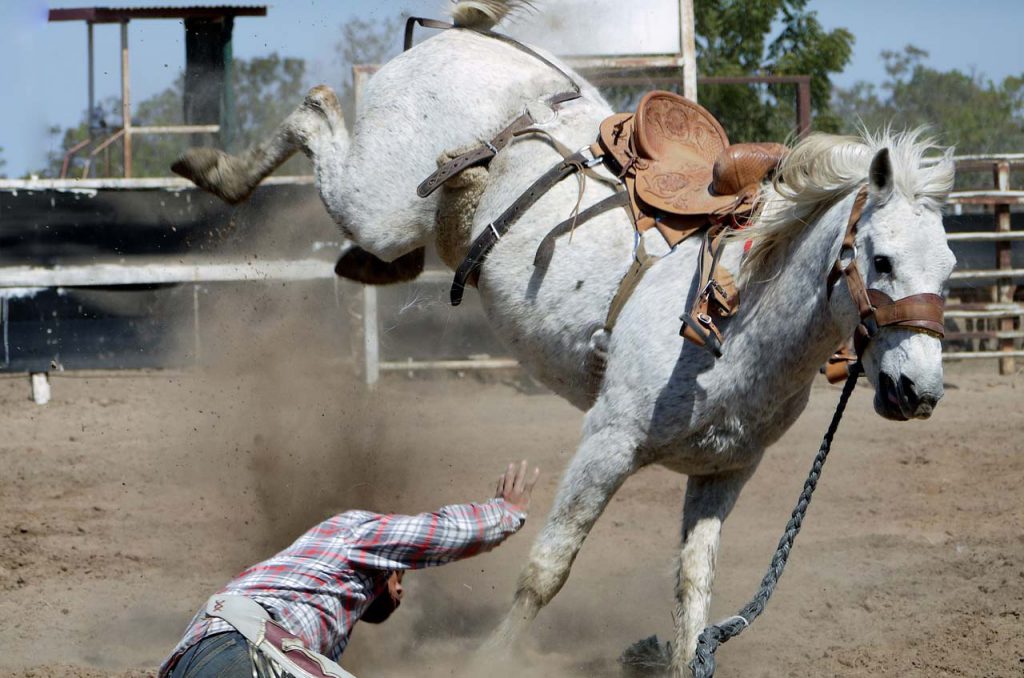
[{"xmin": 48, "ymin": 5, "xmax": 267, "ymax": 23}]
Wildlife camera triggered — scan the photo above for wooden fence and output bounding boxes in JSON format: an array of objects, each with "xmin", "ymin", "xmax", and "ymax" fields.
[{"xmin": 942, "ymin": 155, "xmax": 1024, "ymax": 374}]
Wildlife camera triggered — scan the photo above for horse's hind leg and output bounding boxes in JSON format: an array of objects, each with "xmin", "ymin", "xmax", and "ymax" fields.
[
  {"xmin": 173, "ymin": 85, "xmax": 344, "ymax": 205},
  {"xmin": 673, "ymin": 467, "xmax": 756, "ymax": 675},
  {"xmin": 487, "ymin": 418, "xmax": 641, "ymax": 650},
  {"xmin": 174, "ymin": 86, "xmax": 426, "ymax": 280}
]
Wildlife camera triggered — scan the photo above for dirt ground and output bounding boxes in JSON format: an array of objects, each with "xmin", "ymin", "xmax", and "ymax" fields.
[{"xmin": 1, "ymin": 296, "xmax": 1023, "ymax": 677}]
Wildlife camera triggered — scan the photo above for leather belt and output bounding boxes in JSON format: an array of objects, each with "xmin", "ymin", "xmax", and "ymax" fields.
[
  {"xmin": 451, "ymin": 148, "xmax": 602, "ymax": 305},
  {"xmin": 418, "ymin": 90, "xmax": 582, "ymax": 197}
]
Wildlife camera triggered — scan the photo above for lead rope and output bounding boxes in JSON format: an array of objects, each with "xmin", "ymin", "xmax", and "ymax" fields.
[{"xmin": 690, "ymin": 366, "xmax": 861, "ymax": 678}]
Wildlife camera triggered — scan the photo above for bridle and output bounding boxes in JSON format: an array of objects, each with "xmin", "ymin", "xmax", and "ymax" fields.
[{"xmin": 826, "ymin": 185, "xmax": 946, "ymax": 371}]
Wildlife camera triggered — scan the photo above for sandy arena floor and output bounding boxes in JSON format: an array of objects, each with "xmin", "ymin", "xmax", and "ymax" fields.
[{"xmin": 1, "ymin": 334, "xmax": 1022, "ymax": 676}]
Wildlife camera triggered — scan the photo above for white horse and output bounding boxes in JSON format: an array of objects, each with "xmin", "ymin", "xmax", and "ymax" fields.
[{"xmin": 173, "ymin": 1, "xmax": 955, "ymax": 672}]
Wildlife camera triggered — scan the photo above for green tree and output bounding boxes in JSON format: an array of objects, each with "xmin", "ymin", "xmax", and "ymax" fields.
[
  {"xmin": 694, "ymin": 0, "xmax": 853, "ymax": 142},
  {"xmin": 833, "ymin": 46, "xmax": 1024, "ymax": 155},
  {"xmin": 233, "ymin": 54, "xmax": 310, "ymax": 153},
  {"xmin": 333, "ymin": 14, "xmax": 406, "ymax": 124}
]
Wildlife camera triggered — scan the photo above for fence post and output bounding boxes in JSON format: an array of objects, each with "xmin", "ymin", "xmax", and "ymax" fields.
[
  {"xmin": 994, "ymin": 161, "xmax": 1015, "ymax": 374},
  {"xmin": 363, "ymin": 286, "xmax": 379, "ymax": 386},
  {"xmin": 192, "ymin": 283, "xmax": 202, "ymax": 366}
]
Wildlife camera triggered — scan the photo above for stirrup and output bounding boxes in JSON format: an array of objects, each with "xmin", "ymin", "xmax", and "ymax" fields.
[{"xmin": 680, "ymin": 313, "xmax": 723, "ymax": 358}]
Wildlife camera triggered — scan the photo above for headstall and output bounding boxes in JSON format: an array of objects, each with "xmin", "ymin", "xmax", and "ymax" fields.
[{"xmin": 824, "ymin": 186, "xmax": 946, "ymax": 380}]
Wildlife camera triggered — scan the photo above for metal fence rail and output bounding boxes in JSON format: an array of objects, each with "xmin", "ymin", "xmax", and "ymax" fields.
[{"xmin": 1, "ymin": 164, "xmax": 1020, "ymax": 385}]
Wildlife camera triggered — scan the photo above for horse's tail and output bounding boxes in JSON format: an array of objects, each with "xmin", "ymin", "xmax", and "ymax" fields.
[{"xmin": 449, "ymin": 0, "xmax": 536, "ymax": 30}]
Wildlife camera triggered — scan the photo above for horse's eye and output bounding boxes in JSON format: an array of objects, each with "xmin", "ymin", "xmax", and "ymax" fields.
[{"xmin": 873, "ymin": 256, "xmax": 893, "ymax": 275}]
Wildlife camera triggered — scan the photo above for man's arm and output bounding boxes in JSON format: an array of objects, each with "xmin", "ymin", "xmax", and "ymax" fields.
[{"xmin": 346, "ymin": 461, "xmax": 540, "ymax": 571}]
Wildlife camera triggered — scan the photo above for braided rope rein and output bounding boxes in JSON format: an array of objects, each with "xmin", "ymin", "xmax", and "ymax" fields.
[{"xmin": 689, "ymin": 368, "xmax": 861, "ymax": 678}]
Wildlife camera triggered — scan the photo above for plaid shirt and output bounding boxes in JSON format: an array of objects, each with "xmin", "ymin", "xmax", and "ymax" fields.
[{"xmin": 160, "ymin": 498, "xmax": 526, "ymax": 675}]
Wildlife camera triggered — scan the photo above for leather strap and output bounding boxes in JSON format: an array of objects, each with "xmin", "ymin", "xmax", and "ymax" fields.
[
  {"xmin": 604, "ymin": 236, "xmax": 658, "ymax": 332},
  {"xmin": 407, "ymin": 17, "xmax": 585, "ymax": 197},
  {"xmin": 404, "ymin": 17, "xmax": 453, "ymax": 50},
  {"xmin": 451, "ymin": 150, "xmax": 592, "ymax": 305},
  {"xmin": 825, "ymin": 186, "xmax": 946, "ymax": 376},
  {"xmin": 533, "ymin": 192, "xmax": 629, "ymax": 268},
  {"xmin": 679, "ymin": 225, "xmax": 738, "ymax": 357},
  {"xmin": 418, "ymin": 90, "xmax": 582, "ymax": 197},
  {"xmin": 826, "ymin": 187, "xmax": 870, "ymax": 300},
  {"xmin": 867, "ymin": 290, "xmax": 945, "ymax": 336}
]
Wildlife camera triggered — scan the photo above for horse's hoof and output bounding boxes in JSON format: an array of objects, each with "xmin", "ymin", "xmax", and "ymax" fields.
[
  {"xmin": 334, "ymin": 246, "xmax": 426, "ymax": 285},
  {"xmin": 171, "ymin": 148, "xmax": 253, "ymax": 205}
]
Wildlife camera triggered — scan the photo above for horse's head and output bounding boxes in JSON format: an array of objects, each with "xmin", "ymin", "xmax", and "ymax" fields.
[{"xmin": 845, "ymin": 146, "xmax": 956, "ymax": 421}]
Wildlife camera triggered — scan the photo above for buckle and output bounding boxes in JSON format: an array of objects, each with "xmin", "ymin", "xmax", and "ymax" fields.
[
  {"xmin": 838, "ymin": 244, "xmax": 857, "ymax": 271},
  {"xmin": 577, "ymin": 145, "xmax": 606, "ymax": 169},
  {"xmin": 702, "ymin": 278, "xmax": 727, "ymax": 299}
]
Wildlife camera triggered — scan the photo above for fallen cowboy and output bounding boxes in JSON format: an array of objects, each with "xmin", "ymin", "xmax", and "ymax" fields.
[{"xmin": 160, "ymin": 461, "xmax": 540, "ymax": 678}]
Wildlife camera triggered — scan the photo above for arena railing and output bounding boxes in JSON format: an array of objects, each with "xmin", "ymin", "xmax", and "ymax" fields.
[{"xmin": 941, "ymin": 155, "xmax": 1024, "ymax": 374}]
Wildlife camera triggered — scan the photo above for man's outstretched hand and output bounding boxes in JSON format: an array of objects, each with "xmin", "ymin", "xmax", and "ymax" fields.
[{"xmin": 495, "ymin": 460, "xmax": 540, "ymax": 514}]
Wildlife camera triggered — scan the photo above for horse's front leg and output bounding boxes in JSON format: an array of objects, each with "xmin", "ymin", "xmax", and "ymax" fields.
[
  {"xmin": 487, "ymin": 421, "xmax": 642, "ymax": 650},
  {"xmin": 673, "ymin": 466, "xmax": 757, "ymax": 675}
]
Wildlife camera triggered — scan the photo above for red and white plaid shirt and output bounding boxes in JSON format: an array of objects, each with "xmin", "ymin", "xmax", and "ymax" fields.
[{"xmin": 160, "ymin": 498, "xmax": 526, "ymax": 675}]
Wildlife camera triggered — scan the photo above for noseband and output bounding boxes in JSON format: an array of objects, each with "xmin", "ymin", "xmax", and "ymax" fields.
[{"xmin": 826, "ymin": 186, "xmax": 945, "ymax": 367}]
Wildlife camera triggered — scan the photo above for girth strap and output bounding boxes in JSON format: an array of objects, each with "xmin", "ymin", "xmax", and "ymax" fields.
[
  {"xmin": 451, "ymin": 150, "xmax": 595, "ymax": 305},
  {"xmin": 418, "ymin": 90, "xmax": 582, "ymax": 197},
  {"xmin": 604, "ymin": 236, "xmax": 658, "ymax": 332}
]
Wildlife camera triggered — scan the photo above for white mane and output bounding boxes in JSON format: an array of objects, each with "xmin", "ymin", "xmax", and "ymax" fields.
[{"xmin": 740, "ymin": 128, "xmax": 955, "ymax": 282}]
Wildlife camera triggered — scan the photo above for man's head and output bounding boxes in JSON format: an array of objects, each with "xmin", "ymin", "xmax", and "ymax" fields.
[{"xmin": 361, "ymin": 571, "xmax": 404, "ymax": 624}]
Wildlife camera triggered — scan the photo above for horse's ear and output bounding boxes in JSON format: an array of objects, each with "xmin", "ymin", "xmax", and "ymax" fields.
[{"xmin": 869, "ymin": 148, "xmax": 893, "ymax": 199}]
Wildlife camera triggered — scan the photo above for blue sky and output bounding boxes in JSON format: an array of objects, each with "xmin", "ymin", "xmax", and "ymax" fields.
[{"xmin": 2, "ymin": 0, "xmax": 1022, "ymax": 177}]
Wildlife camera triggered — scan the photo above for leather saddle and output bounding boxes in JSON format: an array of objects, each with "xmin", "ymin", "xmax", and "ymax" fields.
[
  {"xmin": 594, "ymin": 90, "xmax": 788, "ymax": 354},
  {"xmin": 596, "ymin": 90, "xmax": 787, "ymax": 247}
]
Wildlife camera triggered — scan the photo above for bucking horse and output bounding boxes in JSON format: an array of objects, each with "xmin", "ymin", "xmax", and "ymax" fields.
[{"xmin": 172, "ymin": 1, "xmax": 955, "ymax": 674}]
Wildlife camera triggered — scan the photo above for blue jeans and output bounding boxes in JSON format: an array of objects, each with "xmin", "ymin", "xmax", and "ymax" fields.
[{"xmin": 170, "ymin": 631, "xmax": 253, "ymax": 677}]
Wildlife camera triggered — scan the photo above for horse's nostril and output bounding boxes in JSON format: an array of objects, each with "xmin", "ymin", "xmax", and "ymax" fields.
[
  {"xmin": 899, "ymin": 375, "xmax": 940, "ymax": 417},
  {"xmin": 899, "ymin": 375, "xmax": 918, "ymax": 404}
]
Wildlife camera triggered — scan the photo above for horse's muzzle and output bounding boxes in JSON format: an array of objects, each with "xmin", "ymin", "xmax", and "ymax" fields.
[{"xmin": 875, "ymin": 372, "xmax": 940, "ymax": 421}]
